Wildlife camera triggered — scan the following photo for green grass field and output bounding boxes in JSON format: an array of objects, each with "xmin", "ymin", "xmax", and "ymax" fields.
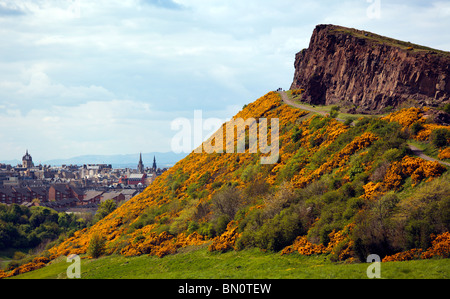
[{"xmin": 9, "ymin": 246, "xmax": 450, "ymax": 279}]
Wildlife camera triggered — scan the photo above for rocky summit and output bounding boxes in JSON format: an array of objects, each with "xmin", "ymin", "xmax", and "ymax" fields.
[{"xmin": 290, "ymin": 24, "xmax": 450, "ymax": 114}]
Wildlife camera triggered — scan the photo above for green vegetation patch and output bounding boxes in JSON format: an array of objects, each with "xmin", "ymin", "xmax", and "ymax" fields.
[{"xmin": 11, "ymin": 246, "xmax": 450, "ymax": 279}]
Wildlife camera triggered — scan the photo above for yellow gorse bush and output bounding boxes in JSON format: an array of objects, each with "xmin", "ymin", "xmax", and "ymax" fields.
[
  {"xmin": 281, "ymin": 224, "xmax": 355, "ymax": 261},
  {"xmin": 361, "ymin": 155, "xmax": 446, "ymax": 200},
  {"xmin": 383, "ymin": 232, "xmax": 450, "ymax": 262}
]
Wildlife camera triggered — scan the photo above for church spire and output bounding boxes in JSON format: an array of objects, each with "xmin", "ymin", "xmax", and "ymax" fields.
[
  {"xmin": 137, "ymin": 152, "xmax": 144, "ymax": 173},
  {"xmin": 152, "ymin": 155, "xmax": 157, "ymax": 171}
]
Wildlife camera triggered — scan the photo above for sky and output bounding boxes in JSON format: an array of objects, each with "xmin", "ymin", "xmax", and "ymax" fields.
[{"xmin": 0, "ymin": 0, "xmax": 449, "ymax": 162}]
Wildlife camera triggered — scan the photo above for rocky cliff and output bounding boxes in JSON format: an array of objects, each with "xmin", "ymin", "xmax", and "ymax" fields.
[{"xmin": 290, "ymin": 24, "xmax": 450, "ymax": 114}]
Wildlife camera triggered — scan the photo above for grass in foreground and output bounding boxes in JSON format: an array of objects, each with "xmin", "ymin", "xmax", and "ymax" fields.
[{"xmin": 10, "ymin": 246, "xmax": 450, "ymax": 279}]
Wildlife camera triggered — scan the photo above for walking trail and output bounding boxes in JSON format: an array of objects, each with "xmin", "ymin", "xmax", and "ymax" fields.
[{"xmin": 278, "ymin": 90, "xmax": 450, "ymax": 168}]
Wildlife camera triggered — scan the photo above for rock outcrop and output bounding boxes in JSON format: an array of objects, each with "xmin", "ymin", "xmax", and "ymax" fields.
[{"xmin": 290, "ymin": 24, "xmax": 450, "ymax": 114}]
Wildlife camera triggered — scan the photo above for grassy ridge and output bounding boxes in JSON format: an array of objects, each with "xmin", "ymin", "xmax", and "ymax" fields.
[
  {"xmin": 330, "ymin": 25, "xmax": 450, "ymax": 56},
  {"xmin": 11, "ymin": 247, "xmax": 450, "ymax": 279}
]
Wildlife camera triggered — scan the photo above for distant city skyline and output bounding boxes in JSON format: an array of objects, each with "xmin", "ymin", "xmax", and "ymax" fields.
[
  {"xmin": 0, "ymin": 149, "xmax": 187, "ymax": 168},
  {"xmin": 0, "ymin": 0, "xmax": 449, "ymax": 160}
]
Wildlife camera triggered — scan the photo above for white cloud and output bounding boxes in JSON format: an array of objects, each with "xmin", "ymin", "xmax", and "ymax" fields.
[
  {"xmin": 0, "ymin": 0, "xmax": 448, "ymax": 161},
  {"xmin": 0, "ymin": 98, "xmax": 178, "ymax": 160},
  {"xmin": 0, "ymin": 67, "xmax": 116, "ymax": 113}
]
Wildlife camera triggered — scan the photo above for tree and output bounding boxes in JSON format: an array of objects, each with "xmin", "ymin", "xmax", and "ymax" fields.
[
  {"xmin": 443, "ymin": 103, "xmax": 450, "ymax": 114},
  {"xmin": 430, "ymin": 128, "xmax": 450, "ymax": 148},
  {"xmin": 330, "ymin": 106, "xmax": 340, "ymax": 118},
  {"xmin": 87, "ymin": 233, "xmax": 106, "ymax": 258},
  {"xmin": 94, "ymin": 200, "xmax": 117, "ymax": 222},
  {"xmin": 211, "ymin": 185, "xmax": 243, "ymax": 220}
]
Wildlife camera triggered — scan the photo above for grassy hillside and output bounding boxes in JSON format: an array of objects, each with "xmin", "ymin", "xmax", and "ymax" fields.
[
  {"xmin": 3, "ymin": 91, "xmax": 449, "ymax": 279},
  {"xmin": 11, "ymin": 248, "xmax": 450, "ymax": 279}
]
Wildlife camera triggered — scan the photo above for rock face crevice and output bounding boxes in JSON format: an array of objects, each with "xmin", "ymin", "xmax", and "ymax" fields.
[{"xmin": 290, "ymin": 24, "xmax": 450, "ymax": 114}]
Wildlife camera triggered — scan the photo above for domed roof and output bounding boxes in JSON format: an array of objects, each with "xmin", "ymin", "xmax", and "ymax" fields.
[{"xmin": 22, "ymin": 150, "xmax": 32, "ymax": 161}]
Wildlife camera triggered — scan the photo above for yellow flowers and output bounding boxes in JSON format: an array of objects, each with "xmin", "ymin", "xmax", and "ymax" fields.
[
  {"xmin": 438, "ymin": 147, "xmax": 450, "ymax": 160},
  {"xmin": 381, "ymin": 107, "xmax": 450, "ymax": 144},
  {"xmin": 415, "ymin": 123, "xmax": 449, "ymax": 141},
  {"xmin": 383, "ymin": 232, "xmax": 450, "ymax": 262},
  {"xmin": 291, "ymin": 89, "xmax": 305, "ymax": 96},
  {"xmin": 281, "ymin": 235, "xmax": 327, "ymax": 256},
  {"xmin": 0, "ymin": 257, "xmax": 50, "ymax": 279},
  {"xmin": 281, "ymin": 224, "xmax": 355, "ymax": 262},
  {"xmin": 119, "ymin": 229, "xmax": 206, "ymax": 258},
  {"xmin": 362, "ymin": 155, "xmax": 446, "ymax": 200},
  {"xmin": 381, "ymin": 107, "xmax": 425, "ymax": 128},
  {"xmin": 361, "ymin": 182, "xmax": 384, "ymax": 200},
  {"xmin": 292, "ymin": 131, "xmax": 377, "ymax": 188},
  {"xmin": 208, "ymin": 221, "xmax": 241, "ymax": 253}
]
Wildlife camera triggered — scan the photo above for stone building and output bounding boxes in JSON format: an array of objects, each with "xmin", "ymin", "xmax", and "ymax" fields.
[
  {"xmin": 137, "ymin": 153, "xmax": 144, "ymax": 174},
  {"xmin": 22, "ymin": 150, "xmax": 34, "ymax": 169}
]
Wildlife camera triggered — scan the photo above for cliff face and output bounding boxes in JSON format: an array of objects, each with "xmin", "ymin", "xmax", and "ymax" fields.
[{"xmin": 291, "ymin": 24, "xmax": 450, "ymax": 114}]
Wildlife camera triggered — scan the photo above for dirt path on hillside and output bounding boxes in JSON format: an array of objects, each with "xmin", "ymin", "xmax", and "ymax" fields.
[
  {"xmin": 278, "ymin": 91, "xmax": 346, "ymax": 122},
  {"xmin": 408, "ymin": 144, "xmax": 450, "ymax": 167},
  {"xmin": 278, "ymin": 91, "xmax": 450, "ymax": 168}
]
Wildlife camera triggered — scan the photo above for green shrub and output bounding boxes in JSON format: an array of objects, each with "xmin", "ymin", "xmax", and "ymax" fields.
[
  {"xmin": 352, "ymin": 192, "xmax": 400, "ymax": 258},
  {"xmin": 244, "ymin": 177, "xmax": 270, "ymax": 198},
  {"xmin": 238, "ymin": 207, "xmax": 305, "ymax": 252},
  {"xmin": 309, "ymin": 116, "xmax": 329, "ymax": 131},
  {"xmin": 213, "ymin": 215, "xmax": 230, "ymax": 236},
  {"xmin": 94, "ymin": 199, "xmax": 117, "ymax": 223},
  {"xmin": 344, "ymin": 117, "xmax": 356, "ymax": 126},
  {"xmin": 211, "ymin": 181, "xmax": 223, "ymax": 189},
  {"xmin": 0, "ymin": 204, "xmax": 87, "ymax": 251},
  {"xmin": 442, "ymin": 103, "xmax": 450, "ymax": 114},
  {"xmin": 198, "ymin": 171, "xmax": 211, "ymax": 185},
  {"xmin": 129, "ymin": 206, "xmax": 160, "ymax": 232},
  {"xmin": 309, "ymin": 134, "xmax": 324, "ymax": 147},
  {"xmin": 329, "ymin": 106, "xmax": 340, "ymax": 118},
  {"xmin": 348, "ymin": 161, "xmax": 364, "ymax": 181},
  {"xmin": 197, "ymin": 222, "xmax": 215, "ymax": 238},
  {"xmin": 411, "ymin": 122, "xmax": 424, "ymax": 135},
  {"xmin": 395, "ymin": 174, "xmax": 450, "ymax": 251},
  {"xmin": 240, "ymin": 163, "xmax": 259, "ymax": 182},
  {"xmin": 291, "ymin": 127, "xmax": 303, "ymax": 142},
  {"xmin": 187, "ymin": 221, "xmax": 199, "ymax": 234},
  {"xmin": 211, "ymin": 185, "xmax": 243, "ymax": 220},
  {"xmin": 279, "ymin": 149, "xmax": 307, "ymax": 182},
  {"xmin": 430, "ymin": 128, "xmax": 450, "ymax": 148},
  {"xmin": 187, "ymin": 182, "xmax": 200, "ymax": 198},
  {"xmin": 88, "ymin": 233, "xmax": 106, "ymax": 259}
]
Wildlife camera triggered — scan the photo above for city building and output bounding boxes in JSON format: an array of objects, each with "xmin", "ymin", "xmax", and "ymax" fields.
[
  {"xmin": 138, "ymin": 153, "xmax": 144, "ymax": 174},
  {"xmin": 0, "ymin": 151, "xmax": 169, "ymax": 210},
  {"xmin": 22, "ymin": 150, "xmax": 34, "ymax": 169}
]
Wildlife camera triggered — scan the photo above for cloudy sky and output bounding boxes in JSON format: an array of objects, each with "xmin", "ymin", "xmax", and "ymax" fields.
[{"xmin": 0, "ymin": 0, "xmax": 449, "ymax": 162}]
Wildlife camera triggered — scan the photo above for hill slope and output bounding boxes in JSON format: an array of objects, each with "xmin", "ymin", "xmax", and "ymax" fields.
[
  {"xmin": 2, "ymin": 91, "xmax": 450, "ymax": 278},
  {"xmin": 43, "ymin": 91, "xmax": 449, "ymax": 261}
]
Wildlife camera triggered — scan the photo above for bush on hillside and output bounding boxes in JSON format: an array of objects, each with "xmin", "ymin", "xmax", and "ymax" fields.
[
  {"xmin": 211, "ymin": 185, "xmax": 244, "ymax": 221},
  {"xmin": 88, "ymin": 233, "xmax": 106, "ymax": 259},
  {"xmin": 430, "ymin": 128, "xmax": 450, "ymax": 148}
]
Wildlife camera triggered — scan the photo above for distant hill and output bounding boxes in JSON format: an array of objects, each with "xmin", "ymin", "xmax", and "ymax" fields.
[{"xmin": 43, "ymin": 152, "xmax": 187, "ymax": 168}]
